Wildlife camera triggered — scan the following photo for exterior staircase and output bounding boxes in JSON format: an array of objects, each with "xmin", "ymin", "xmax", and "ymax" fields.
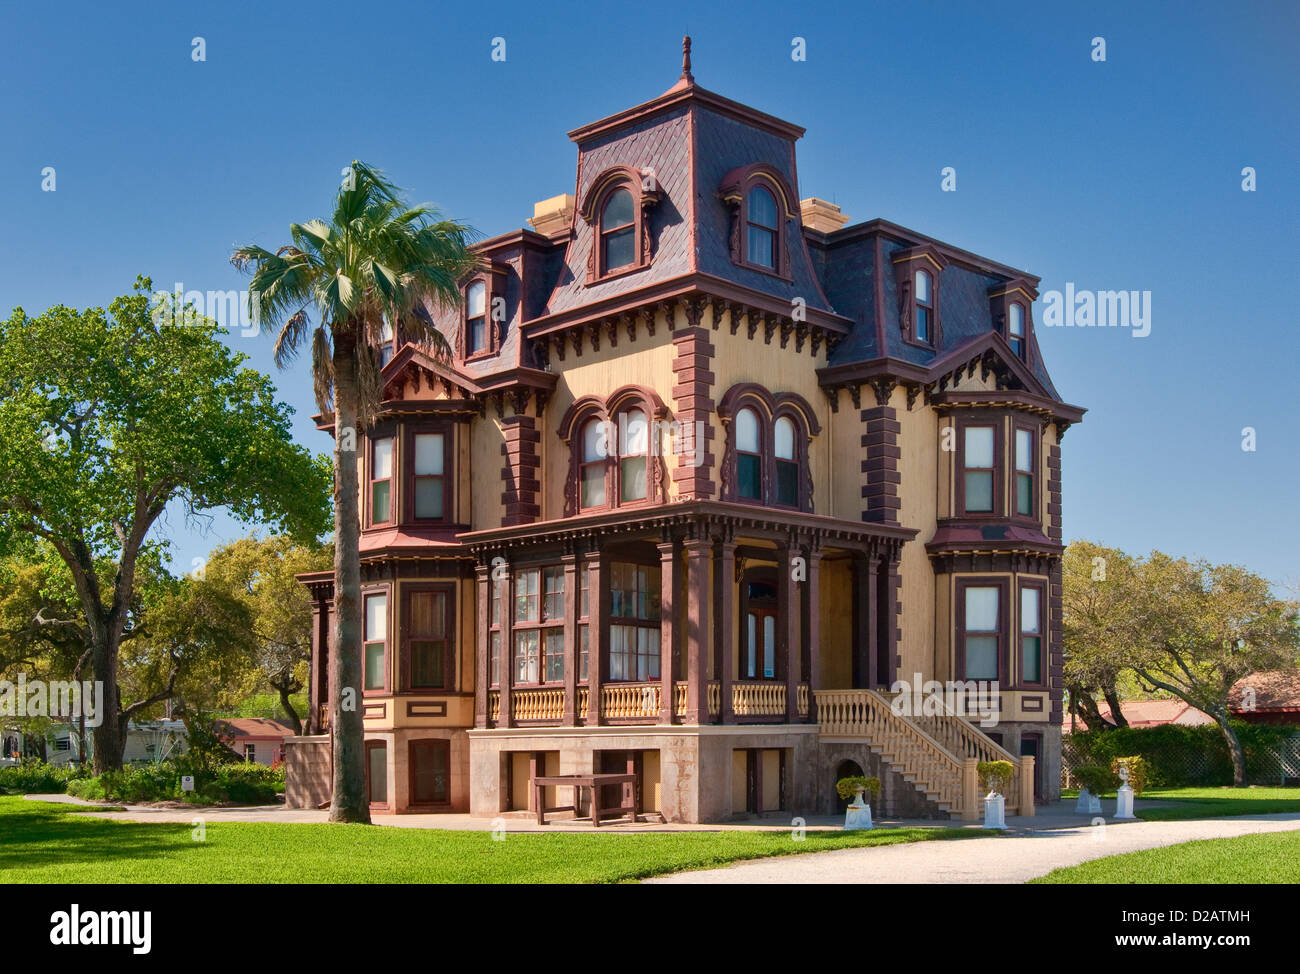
[{"xmin": 815, "ymin": 688, "xmax": 1035, "ymax": 820}]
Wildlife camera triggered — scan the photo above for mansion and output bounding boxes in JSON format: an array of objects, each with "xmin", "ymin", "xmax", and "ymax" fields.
[{"xmin": 287, "ymin": 40, "xmax": 1085, "ymax": 823}]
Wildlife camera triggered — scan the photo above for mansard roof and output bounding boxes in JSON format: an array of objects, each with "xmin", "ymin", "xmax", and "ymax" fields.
[{"xmin": 404, "ymin": 39, "xmax": 1079, "ymax": 421}]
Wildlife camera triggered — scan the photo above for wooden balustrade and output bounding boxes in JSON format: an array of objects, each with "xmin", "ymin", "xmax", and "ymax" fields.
[
  {"xmin": 708, "ymin": 681, "xmax": 720, "ymax": 718},
  {"xmin": 732, "ymin": 681, "xmax": 786, "ymax": 716},
  {"xmin": 512, "ymin": 688, "xmax": 564, "ymax": 722},
  {"xmin": 601, "ymin": 683, "xmax": 661, "ymax": 719},
  {"xmin": 488, "ymin": 690, "xmax": 500, "ymax": 723},
  {"xmin": 673, "ymin": 682, "xmax": 687, "ymax": 718},
  {"xmin": 797, "ymin": 684, "xmax": 809, "ymax": 718}
]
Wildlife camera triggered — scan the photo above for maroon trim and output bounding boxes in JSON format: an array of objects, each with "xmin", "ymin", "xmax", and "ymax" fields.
[
  {"xmin": 364, "ymin": 739, "xmax": 388, "ymax": 810},
  {"xmin": 718, "ymin": 164, "xmax": 797, "ymax": 281},
  {"xmin": 579, "ymin": 166, "xmax": 660, "ymax": 284},
  {"xmin": 557, "ymin": 385, "xmax": 669, "ymax": 516},
  {"xmin": 717, "ymin": 383, "xmax": 819, "ymax": 512},
  {"xmin": 1012, "ymin": 420, "xmax": 1042, "ymax": 524},
  {"xmin": 892, "ymin": 244, "xmax": 948, "ymax": 349},
  {"xmin": 366, "ymin": 433, "xmax": 395, "ymax": 528},
  {"xmin": 361, "ymin": 585, "xmax": 392, "ymax": 695},
  {"xmin": 405, "ymin": 423, "xmax": 454, "ymax": 526}
]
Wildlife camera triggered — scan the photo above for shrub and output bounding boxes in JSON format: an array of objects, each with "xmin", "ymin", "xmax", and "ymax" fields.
[
  {"xmin": 977, "ymin": 760, "xmax": 1014, "ymax": 794},
  {"xmin": 1067, "ymin": 722, "xmax": 1295, "ymax": 788},
  {"xmin": 1111, "ymin": 755, "xmax": 1149, "ymax": 795},
  {"xmin": 1074, "ymin": 765, "xmax": 1119, "ymax": 796},
  {"xmin": 835, "ymin": 775, "xmax": 881, "ymax": 802},
  {"xmin": 66, "ymin": 776, "xmax": 107, "ymax": 800},
  {"xmin": 0, "ymin": 760, "xmax": 89, "ymax": 794}
]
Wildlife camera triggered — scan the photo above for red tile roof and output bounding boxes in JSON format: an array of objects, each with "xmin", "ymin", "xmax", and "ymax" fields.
[
  {"xmin": 216, "ymin": 718, "xmax": 296, "ymax": 741},
  {"xmin": 1062, "ymin": 699, "xmax": 1213, "ymax": 733},
  {"xmin": 1230, "ymin": 670, "xmax": 1300, "ymax": 713}
]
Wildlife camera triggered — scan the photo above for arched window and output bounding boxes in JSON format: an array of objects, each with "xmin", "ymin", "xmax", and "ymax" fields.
[
  {"xmin": 746, "ymin": 186, "xmax": 778, "ymax": 270},
  {"xmin": 774, "ymin": 416, "xmax": 798, "ymax": 507},
  {"xmin": 466, "ymin": 281, "xmax": 486, "ymax": 355},
  {"xmin": 617, "ymin": 407, "xmax": 648, "ymax": 502},
  {"xmin": 579, "ymin": 418, "xmax": 607, "ymax": 510},
  {"xmin": 915, "ymin": 269, "xmax": 933, "ymax": 344},
  {"xmin": 735, "ymin": 407, "xmax": 762, "ymax": 500},
  {"xmin": 601, "ymin": 189, "xmax": 635, "ymax": 273},
  {"xmin": 1008, "ymin": 303, "xmax": 1026, "ymax": 359}
]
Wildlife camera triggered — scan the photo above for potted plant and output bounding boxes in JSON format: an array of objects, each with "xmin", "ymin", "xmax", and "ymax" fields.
[
  {"xmin": 1073, "ymin": 765, "xmax": 1118, "ymax": 815},
  {"xmin": 836, "ymin": 775, "xmax": 881, "ymax": 830},
  {"xmin": 977, "ymin": 760, "xmax": 1014, "ymax": 829}
]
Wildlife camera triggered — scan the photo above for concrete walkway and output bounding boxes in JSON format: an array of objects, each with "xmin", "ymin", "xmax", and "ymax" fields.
[{"xmin": 645, "ymin": 812, "xmax": 1300, "ymax": 883}]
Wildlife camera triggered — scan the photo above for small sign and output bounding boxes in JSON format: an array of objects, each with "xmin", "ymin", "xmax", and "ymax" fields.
[{"xmin": 181, "ymin": 775, "xmax": 195, "ymax": 792}]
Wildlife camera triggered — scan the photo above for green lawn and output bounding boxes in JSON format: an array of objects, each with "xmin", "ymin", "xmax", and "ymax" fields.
[
  {"xmin": 1031, "ymin": 830, "xmax": 1300, "ymax": 884},
  {"xmin": 0, "ymin": 797, "xmax": 986, "ymax": 884},
  {"xmin": 1134, "ymin": 787, "xmax": 1300, "ymax": 821}
]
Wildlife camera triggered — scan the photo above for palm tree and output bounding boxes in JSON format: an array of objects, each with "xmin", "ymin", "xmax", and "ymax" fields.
[{"xmin": 233, "ymin": 162, "xmax": 478, "ymax": 823}]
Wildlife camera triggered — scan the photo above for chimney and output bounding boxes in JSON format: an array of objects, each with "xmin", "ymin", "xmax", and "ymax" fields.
[
  {"xmin": 528, "ymin": 193, "xmax": 575, "ymax": 238},
  {"xmin": 800, "ymin": 197, "xmax": 849, "ymax": 234}
]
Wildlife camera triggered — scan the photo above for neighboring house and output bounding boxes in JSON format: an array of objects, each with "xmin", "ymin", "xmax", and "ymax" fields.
[
  {"xmin": 1231, "ymin": 671, "xmax": 1300, "ymax": 726},
  {"xmin": 216, "ymin": 718, "xmax": 294, "ymax": 765},
  {"xmin": 1061, "ymin": 699, "xmax": 1214, "ymax": 734},
  {"xmin": 289, "ymin": 39, "xmax": 1085, "ymax": 822},
  {"xmin": 3, "ymin": 720, "xmax": 188, "ymax": 766}
]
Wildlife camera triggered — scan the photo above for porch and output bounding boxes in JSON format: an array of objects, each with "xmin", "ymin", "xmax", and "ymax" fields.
[{"xmin": 461, "ymin": 500, "xmax": 915, "ymax": 732}]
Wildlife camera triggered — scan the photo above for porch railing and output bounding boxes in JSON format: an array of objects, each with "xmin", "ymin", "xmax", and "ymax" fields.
[
  {"xmin": 602, "ymin": 683, "xmax": 661, "ymax": 720},
  {"xmin": 732, "ymin": 681, "xmax": 785, "ymax": 717}
]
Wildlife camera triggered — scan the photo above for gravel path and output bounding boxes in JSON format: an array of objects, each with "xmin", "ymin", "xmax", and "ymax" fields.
[{"xmin": 643, "ymin": 814, "xmax": 1300, "ymax": 883}]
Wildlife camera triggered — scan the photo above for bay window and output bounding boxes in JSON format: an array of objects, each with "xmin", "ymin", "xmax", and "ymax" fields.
[
  {"xmin": 1015, "ymin": 427, "xmax": 1035, "ymax": 518},
  {"xmin": 1020, "ymin": 584, "xmax": 1044, "ymax": 685},
  {"xmin": 412, "ymin": 432, "xmax": 446, "ymax": 521},
  {"xmin": 961, "ymin": 426, "xmax": 996, "ymax": 514},
  {"xmin": 512, "ymin": 567, "xmax": 564, "ymax": 685},
  {"xmin": 363, "ymin": 591, "xmax": 388, "ymax": 691},
  {"xmin": 404, "ymin": 588, "xmax": 450, "ymax": 691},
  {"xmin": 370, "ymin": 437, "xmax": 393, "ymax": 524},
  {"xmin": 959, "ymin": 583, "xmax": 1002, "ymax": 682}
]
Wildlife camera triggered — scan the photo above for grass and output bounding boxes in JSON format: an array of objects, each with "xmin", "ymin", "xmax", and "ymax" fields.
[
  {"xmin": 1062, "ymin": 785, "xmax": 1300, "ymax": 820},
  {"xmin": 0, "ymin": 796, "xmax": 988, "ymax": 884},
  {"xmin": 1031, "ymin": 830, "xmax": 1300, "ymax": 884}
]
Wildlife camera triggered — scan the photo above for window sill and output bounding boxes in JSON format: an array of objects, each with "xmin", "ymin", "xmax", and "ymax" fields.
[{"xmin": 585, "ymin": 262, "xmax": 650, "ymax": 287}]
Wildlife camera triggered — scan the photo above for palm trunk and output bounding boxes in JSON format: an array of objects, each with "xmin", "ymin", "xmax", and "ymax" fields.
[{"xmin": 329, "ymin": 335, "xmax": 371, "ymax": 824}]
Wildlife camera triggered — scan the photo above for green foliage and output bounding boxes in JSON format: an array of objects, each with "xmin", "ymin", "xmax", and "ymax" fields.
[
  {"xmin": 1073, "ymin": 765, "xmax": 1120, "ymax": 796},
  {"xmin": 0, "ymin": 760, "xmax": 88, "ymax": 794},
  {"xmin": 174, "ymin": 712, "xmax": 238, "ymax": 780},
  {"xmin": 63, "ymin": 759, "xmax": 284, "ymax": 805},
  {"xmin": 1111, "ymin": 755, "xmax": 1149, "ymax": 795},
  {"xmin": 977, "ymin": 760, "xmax": 1015, "ymax": 794},
  {"xmin": 835, "ymin": 775, "xmax": 881, "ymax": 801},
  {"xmin": 1069, "ymin": 722, "xmax": 1294, "ymax": 787}
]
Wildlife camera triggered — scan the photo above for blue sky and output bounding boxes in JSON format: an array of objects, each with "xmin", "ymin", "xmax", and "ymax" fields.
[{"xmin": 1, "ymin": 0, "xmax": 1296, "ymax": 587}]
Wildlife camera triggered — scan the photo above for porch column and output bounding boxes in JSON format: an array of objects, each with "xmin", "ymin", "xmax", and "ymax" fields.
[
  {"xmin": 883, "ymin": 552, "xmax": 901, "ymax": 688},
  {"xmin": 657, "ymin": 538, "xmax": 678, "ymax": 724},
  {"xmin": 500, "ymin": 566, "xmax": 515, "ymax": 728},
  {"xmin": 683, "ymin": 537, "xmax": 711, "ymax": 723},
  {"xmin": 714, "ymin": 537, "xmax": 736, "ymax": 724},
  {"xmin": 474, "ymin": 564, "xmax": 490, "ymax": 729},
  {"xmin": 803, "ymin": 544, "xmax": 822, "ymax": 722},
  {"xmin": 308, "ymin": 596, "xmax": 326, "ymax": 734},
  {"xmin": 779, "ymin": 542, "xmax": 800, "ymax": 723},
  {"xmin": 561, "ymin": 553, "xmax": 578, "ymax": 726},
  {"xmin": 587, "ymin": 548, "xmax": 608, "ymax": 727}
]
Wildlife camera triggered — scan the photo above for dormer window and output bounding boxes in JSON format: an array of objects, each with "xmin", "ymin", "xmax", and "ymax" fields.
[
  {"xmin": 580, "ymin": 168, "xmax": 659, "ymax": 283},
  {"xmin": 915, "ymin": 270, "xmax": 934, "ymax": 344},
  {"xmin": 893, "ymin": 245, "xmax": 947, "ymax": 348},
  {"xmin": 746, "ymin": 186, "xmax": 778, "ymax": 270},
  {"xmin": 601, "ymin": 189, "xmax": 636, "ymax": 273},
  {"xmin": 719, "ymin": 164, "xmax": 797, "ymax": 279},
  {"xmin": 1008, "ymin": 303, "xmax": 1026, "ymax": 359},
  {"xmin": 466, "ymin": 281, "xmax": 486, "ymax": 355}
]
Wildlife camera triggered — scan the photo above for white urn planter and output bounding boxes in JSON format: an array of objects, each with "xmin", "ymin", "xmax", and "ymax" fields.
[
  {"xmin": 844, "ymin": 790, "xmax": 874, "ymax": 830},
  {"xmin": 1076, "ymin": 788, "xmax": 1102, "ymax": 814},
  {"xmin": 1114, "ymin": 766, "xmax": 1136, "ymax": 819},
  {"xmin": 983, "ymin": 792, "xmax": 1007, "ymax": 830}
]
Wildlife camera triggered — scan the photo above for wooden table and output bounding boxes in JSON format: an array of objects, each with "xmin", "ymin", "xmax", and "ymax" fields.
[{"xmin": 532, "ymin": 773, "xmax": 638, "ymax": 827}]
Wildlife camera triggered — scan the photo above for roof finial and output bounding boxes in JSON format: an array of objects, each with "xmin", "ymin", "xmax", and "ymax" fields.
[{"xmin": 681, "ymin": 36, "xmax": 693, "ymax": 83}]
